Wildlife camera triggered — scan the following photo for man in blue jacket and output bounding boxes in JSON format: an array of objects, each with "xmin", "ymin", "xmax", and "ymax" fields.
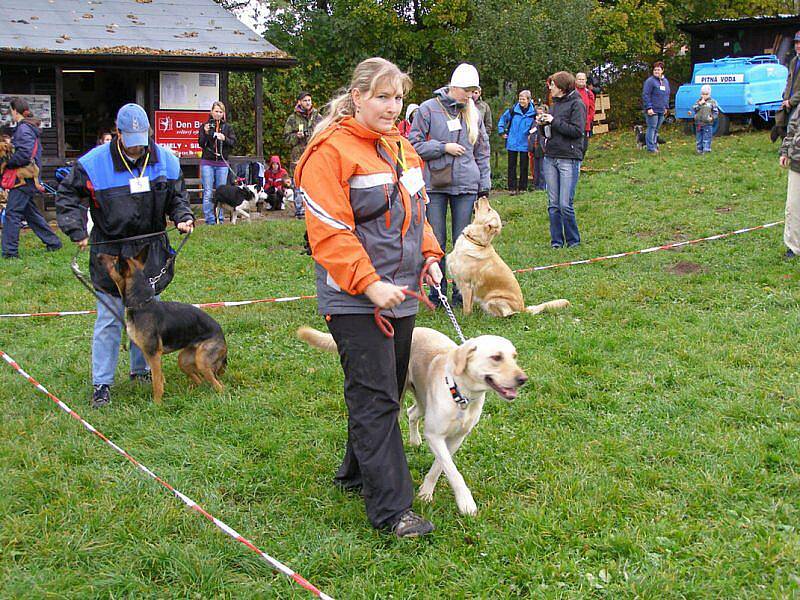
[
  {"xmin": 1, "ymin": 97, "xmax": 62, "ymax": 259},
  {"xmin": 642, "ymin": 61, "xmax": 670, "ymax": 153},
  {"xmin": 56, "ymin": 103, "xmax": 194, "ymax": 408},
  {"xmin": 498, "ymin": 90, "xmax": 536, "ymax": 193}
]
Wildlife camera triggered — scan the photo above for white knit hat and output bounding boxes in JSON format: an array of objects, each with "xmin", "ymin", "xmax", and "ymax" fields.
[
  {"xmin": 405, "ymin": 103, "xmax": 419, "ymax": 121},
  {"xmin": 449, "ymin": 63, "xmax": 480, "ymax": 89}
]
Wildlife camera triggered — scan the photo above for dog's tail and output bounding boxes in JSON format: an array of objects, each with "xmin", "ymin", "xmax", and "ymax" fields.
[
  {"xmin": 526, "ymin": 299, "xmax": 571, "ymax": 315},
  {"xmin": 297, "ymin": 326, "xmax": 338, "ymax": 353}
]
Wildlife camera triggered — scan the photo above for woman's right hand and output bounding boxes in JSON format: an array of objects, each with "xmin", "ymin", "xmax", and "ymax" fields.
[
  {"xmin": 445, "ymin": 143, "xmax": 466, "ymax": 156},
  {"xmin": 365, "ymin": 280, "xmax": 408, "ymax": 309},
  {"xmin": 780, "ymin": 155, "xmax": 790, "ymax": 168}
]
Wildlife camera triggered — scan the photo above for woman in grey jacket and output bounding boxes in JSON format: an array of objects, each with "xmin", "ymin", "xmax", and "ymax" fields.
[{"xmin": 409, "ymin": 63, "xmax": 491, "ymax": 306}]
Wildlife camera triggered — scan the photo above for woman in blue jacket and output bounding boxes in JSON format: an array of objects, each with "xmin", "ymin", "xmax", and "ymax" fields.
[
  {"xmin": 641, "ymin": 61, "xmax": 670, "ymax": 153},
  {"xmin": 498, "ymin": 90, "xmax": 536, "ymax": 194}
]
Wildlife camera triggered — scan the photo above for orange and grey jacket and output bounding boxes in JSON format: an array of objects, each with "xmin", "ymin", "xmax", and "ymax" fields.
[{"xmin": 295, "ymin": 117, "xmax": 444, "ymax": 317}]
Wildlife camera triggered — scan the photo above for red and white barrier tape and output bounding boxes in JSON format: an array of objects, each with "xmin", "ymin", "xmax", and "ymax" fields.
[
  {"xmin": 512, "ymin": 220, "xmax": 784, "ymax": 274},
  {"xmin": 0, "ymin": 220, "xmax": 783, "ymax": 319},
  {"xmin": 0, "ymin": 349, "xmax": 334, "ymax": 600}
]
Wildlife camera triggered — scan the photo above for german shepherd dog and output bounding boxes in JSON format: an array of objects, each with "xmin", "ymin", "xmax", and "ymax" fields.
[{"xmin": 99, "ymin": 247, "xmax": 227, "ymax": 403}]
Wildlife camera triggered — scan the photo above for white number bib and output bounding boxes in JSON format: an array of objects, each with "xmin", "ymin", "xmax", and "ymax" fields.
[
  {"xmin": 447, "ymin": 119, "xmax": 462, "ymax": 132},
  {"xmin": 400, "ymin": 167, "xmax": 424, "ymax": 196},
  {"xmin": 129, "ymin": 176, "xmax": 150, "ymax": 194}
]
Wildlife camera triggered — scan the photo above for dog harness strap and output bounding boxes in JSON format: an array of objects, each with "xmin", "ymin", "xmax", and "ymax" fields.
[{"xmin": 445, "ymin": 373, "xmax": 469, "ymax": 409}]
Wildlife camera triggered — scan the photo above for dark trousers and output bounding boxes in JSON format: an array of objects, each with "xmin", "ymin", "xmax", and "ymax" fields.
[
  {"xmin": 532, "ymin": 154, "xmax": 546, "ymax": 190},
  {"xmin": 507, "ymin": 150, "xmax": 529, "ymax": 192},
  {"xmin": 1, "ymin": 187, "xmax": 61, "ymax": 257},
  {"xmin": 327, "ymin": 313, "xmax": 416, "ymax": 529}
]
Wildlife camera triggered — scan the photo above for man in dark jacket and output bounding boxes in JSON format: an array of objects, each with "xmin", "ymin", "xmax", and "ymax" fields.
[
  {"xmin": 283, "ymin": 91, "xmax": 322, "ymax": 176},
  {"xmin": 773, "ymin": 31, "xmax": 800, "ymax": 142},
  {"xmin": 641, "ymin": 61, "xmax": 670, "ymax": 153},
  {"xmin": 56, "ymin": 103, "xmax": 194, "ymax": 408},
  {"xmin": 1, "ymin": 97, "xmax": 62, "ymax": 259}
]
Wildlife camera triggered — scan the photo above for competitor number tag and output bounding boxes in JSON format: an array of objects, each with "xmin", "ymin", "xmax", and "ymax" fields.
[
  {"xmin": 400, "ymin": 168, "xmax": 425, "ymax": 196},
  {"xmin": 129, "ymin": 176, "xmax": 151, "ymax": 194},
  {"xmin": 659, "ymin": 85, "xmax": 666, "ymax": 91},
  {"xmin": 447, "ymin": 119, "xmax": 462, "ymax": 132}
]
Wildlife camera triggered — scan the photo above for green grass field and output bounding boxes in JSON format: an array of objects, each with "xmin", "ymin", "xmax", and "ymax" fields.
[{"xmin": 2, "ymin": 127, "xmax": 799, "ymax": 598}]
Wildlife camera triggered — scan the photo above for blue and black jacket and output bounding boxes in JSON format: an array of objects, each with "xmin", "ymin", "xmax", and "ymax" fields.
[{"xmin": 56, "ymin": 137, "xmax": 193, "ymax": 296}]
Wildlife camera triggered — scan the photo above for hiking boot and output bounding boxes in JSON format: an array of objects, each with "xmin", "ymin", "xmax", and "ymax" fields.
[
  {"xmin": 129, "ymin": 371, "xmax": 152, "ymax": 383},
  {"xmin": 333, "ymin": 478, "xmax": 363, "ymax": 495},
  {"xmin": 91, "ymin": 384, "xmax": 111, "ymax": 409},
  {"xmin": 391, "ymin": 510, "xmax": 434, "ymax": 538}
]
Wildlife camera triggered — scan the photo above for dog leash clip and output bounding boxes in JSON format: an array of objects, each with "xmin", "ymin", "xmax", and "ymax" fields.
[{"xmin": 433, "ymin": 283, "xmax": 466, "ymax": 345}]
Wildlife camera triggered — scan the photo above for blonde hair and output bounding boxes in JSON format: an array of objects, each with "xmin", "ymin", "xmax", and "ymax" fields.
[
  {"xmin": 462, "ymin": 97, "xmax": 480, "ymax": 145},
  {"xmin": 312, "ymin": 57, "xmax": 412, "ymax": 141},
  {"xmin": 210, "ymin": 101, "xmax": 226, "ymax": 119}
]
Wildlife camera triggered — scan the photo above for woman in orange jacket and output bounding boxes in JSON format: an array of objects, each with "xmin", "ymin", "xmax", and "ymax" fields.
[{"xmin": 295, "ymin": 57, "xmax": 444, "ymax": 537}]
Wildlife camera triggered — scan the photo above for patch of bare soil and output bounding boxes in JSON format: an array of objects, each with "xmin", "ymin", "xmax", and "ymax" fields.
[{"xmin": 667, "ymin": 261, "xmax": 705, "ymax": 275}]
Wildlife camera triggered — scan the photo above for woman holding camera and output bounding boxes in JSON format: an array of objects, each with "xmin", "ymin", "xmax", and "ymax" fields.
[
  {"xmin": 198, "ymin": 101, "xmax": 236, "ymax": 224},
  {"xmin": 539, "ymin": 72, "xmax": 586, "ymax": 249}
]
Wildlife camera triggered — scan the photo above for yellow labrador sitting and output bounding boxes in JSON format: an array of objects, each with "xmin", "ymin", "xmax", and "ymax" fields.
[
  {"xmin": 447, "ymin": 197, "xmax": 570, "ymax": 317},
  {"xmin": 297, "ymin": 325, "xmax": 527, "ymax": 516}
]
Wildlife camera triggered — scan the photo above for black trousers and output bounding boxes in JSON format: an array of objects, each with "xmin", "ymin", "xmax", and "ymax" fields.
[
  {"xmin": 266, "ymin": 186, "xmax": 284, "ymax": 210},
  {"xmin": 327, "ymin": 313, "xmax": 415, "ymax": 529},
  {"xmin": 507, "ymin": 150, "xmax": 529, "ymax": 192}
]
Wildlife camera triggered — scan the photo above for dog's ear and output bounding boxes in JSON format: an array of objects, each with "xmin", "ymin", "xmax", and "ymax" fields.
[
  {"xmin": 97, "ymin": 253, "xmax": 119, "ymax": 275},
  {"xmin": 452, "ymin": 339, "xmax": 476, "ymax": 376}
]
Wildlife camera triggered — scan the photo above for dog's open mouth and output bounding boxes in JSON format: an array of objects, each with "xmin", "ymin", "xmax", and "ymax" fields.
[{"xmin": 485, "ymin": 375, "xmax": 518, "ymax": 400}]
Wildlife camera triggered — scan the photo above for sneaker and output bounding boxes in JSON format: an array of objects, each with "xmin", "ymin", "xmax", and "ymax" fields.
[
  {"xmin": 785, "ymin": 248, "xmax": 797, "ymax": 259},
  {"xmin": 91, "ymin": 384, "xmax": 111, "ymax": 409},
  {"xmin": 2, "ymin": 254, "xmax": 20, "ymax": 259},
  {"xmin": 391, "ymin": 510, "xmax": 434, "ymax": 538},
  {"xmin": 129, "ymin": 372, "xmax": 152, "ymax": 383},
  {"xmin": 46, "ymin": 244, "xmax": 62, "ymax": 252},
  {"xmin": 333, "ymin": 478, "xmax": 363, "ymax": 495}
]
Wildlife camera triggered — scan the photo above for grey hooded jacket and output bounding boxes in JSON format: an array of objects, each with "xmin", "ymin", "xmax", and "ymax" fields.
[{"xmin": 408, "ymin": 87, "xmax": 491, "ymax": 196}]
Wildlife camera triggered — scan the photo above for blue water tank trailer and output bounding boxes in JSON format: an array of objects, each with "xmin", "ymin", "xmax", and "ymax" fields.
[{"xmin": 675, "ymin": 55, "xmax": 788, "ymax": 135}]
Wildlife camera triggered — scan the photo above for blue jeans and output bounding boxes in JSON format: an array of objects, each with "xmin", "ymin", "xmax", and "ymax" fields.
[
  {"xmin": 201, "ymin": 164, "xmax": 228, "ymax": 224},
  {"xmin": 426, "ymin": 191, "xmax": 476, "ymax": 302},
  {"xmin": 543, "ymin": 157, "xmax": 581, "ymax": 248},
  {"xmin": 92, "ymin": 291, "xmax": 157, "ymax": 385},
  {"xmin": 695, "ymin": 124, "xmax": 713, "ymax": 153},
  {"xmin": 1, "ymin": 187, "xmax": 62, "ymax": 257},
  {"xmin": 644, "ymin": 111, "xmax": 665, "ymax": 152}
]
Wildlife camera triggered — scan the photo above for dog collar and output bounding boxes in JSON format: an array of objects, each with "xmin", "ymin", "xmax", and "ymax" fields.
[
  {"xmin": 463, "ymin": 233, "xmax": 487, "ymax": 247},
  {"xmin": 445, "ymin": 373, "xmax": 471, "ymax": 409}
]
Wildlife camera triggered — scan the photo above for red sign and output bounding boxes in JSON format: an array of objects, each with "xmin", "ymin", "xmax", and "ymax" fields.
[{"xmin": 154, "ymin": 110, "xmax": 207, "ymax": 158}]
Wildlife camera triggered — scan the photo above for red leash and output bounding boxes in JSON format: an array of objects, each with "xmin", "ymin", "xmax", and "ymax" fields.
[{"xmin": 374, "ymin": 263, "xmax": 436, "ymax": 338}]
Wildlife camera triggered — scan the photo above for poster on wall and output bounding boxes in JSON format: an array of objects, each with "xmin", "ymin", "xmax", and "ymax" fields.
[
  {"xmin": 159, "ymin": 72, "xmax": 219, "ymax": 111},
  {"xmin": 154, "ymin": 110, "xmax": 208, "ymax": 157},
  {"xmin": 0, "ymin": 94, "xmax": 52, "ymax": 128}
]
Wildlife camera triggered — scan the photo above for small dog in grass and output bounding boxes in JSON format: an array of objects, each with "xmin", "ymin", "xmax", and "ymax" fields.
[
  {"xmin": 99, "ymin": 247, "xmax": 227, "ymax": 404},
  {"xmin": 634, "ymin": 124, "xmax": 666, "ymax": 150},
  {"xmin": 447, "ymin": 197, "xmax": 570, "ymax": 317},
  {"xmin": 213, "ymin": 183, "xmax": 256, "ymax": 224}
]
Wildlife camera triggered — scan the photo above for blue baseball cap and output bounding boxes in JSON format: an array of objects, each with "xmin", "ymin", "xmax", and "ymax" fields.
[
  {"xmin": 794, "ymin": 30, "xmax": 800, "ymax": 42},
  {"xmin": 116, "ymin": 103, "xmax": 150, "ymax": 148}
]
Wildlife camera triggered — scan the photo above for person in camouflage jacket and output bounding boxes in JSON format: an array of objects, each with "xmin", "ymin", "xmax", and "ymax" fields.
[
  {"xmin": 779, "ymin": 101, "xmax": 800, "ymax": 258},
  {"xmin": 283, "ymin": 91, "xmax": 323, "ymax": 175}
]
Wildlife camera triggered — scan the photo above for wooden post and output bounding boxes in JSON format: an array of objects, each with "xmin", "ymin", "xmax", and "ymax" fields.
[
  {"xmin": 54, "ymin": 66, "xmax": 65, "ymax": 161},
  {"xmin": 254, "ymin": 70, "xmax": 263, "ymax": 160}
]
